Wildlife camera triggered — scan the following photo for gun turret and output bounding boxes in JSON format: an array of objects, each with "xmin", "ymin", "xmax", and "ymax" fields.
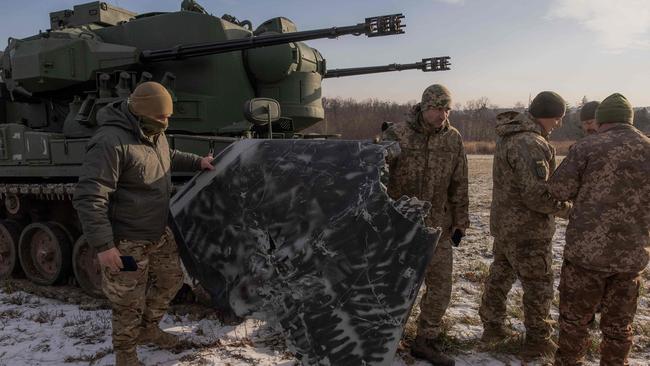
[
  {"xmin": 141, "ymin": 14, "xmax": 405, "ymax": 62},
  {"xmin": 0, "ymin": 2, "xmax": 453, "ymax": 135},
  {"xmin": 324, "ymin": 57, "xmax": 451, "ymax": 78}
]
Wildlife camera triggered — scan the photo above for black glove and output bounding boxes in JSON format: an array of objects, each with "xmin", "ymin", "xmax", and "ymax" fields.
[{"xmin": 451, "ymin": 229, "xmax": 464, "ymax": 247}]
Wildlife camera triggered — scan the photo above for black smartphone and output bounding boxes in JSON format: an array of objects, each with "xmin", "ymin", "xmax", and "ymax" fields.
[
  {"xmin": 451, "ymin": 229, "xmax": 464, "ymax": 247},
  {"xmin": 120, "ymin": 256, "xmax": 138, "ymax": 272}
]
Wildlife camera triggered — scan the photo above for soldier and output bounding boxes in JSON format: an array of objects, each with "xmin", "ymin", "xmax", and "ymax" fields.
[
  {"xmin": 579, "ymin": 101, "xmax": 599, "ymax": 136},
  {"xmin": 478, "ymin": 91, "xmax": 571, "ymax": 362},
  {"xmin": 73, "ymin": 82, "xmax": 214, "ymax": 366},
  {"xmin": 383, "ymin": 84, "xmax": 469, "ymax": 366},
  {"xmin": 549, "ymin": 93, "xmax": 650, "ymax": 365}
]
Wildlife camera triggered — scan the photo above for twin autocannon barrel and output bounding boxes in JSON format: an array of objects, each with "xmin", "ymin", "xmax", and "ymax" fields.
[
  {"xmin": 140, "ymin": 14, "xmax": 407, "ymax": 62},
  {"xmin": 140, "ymin": 14, "xmax": 451, "ymax": 77},
  {"xmin": 324, "ymin": 57, "xmax": 451, "ymax": 78}
]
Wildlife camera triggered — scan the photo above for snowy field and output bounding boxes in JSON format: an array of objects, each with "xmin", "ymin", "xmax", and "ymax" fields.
[{"xmin": 1, "ymin": 155, "xmax": 648, "ymax": 365}]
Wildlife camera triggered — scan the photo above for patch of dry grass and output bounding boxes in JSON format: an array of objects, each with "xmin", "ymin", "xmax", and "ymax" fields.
[
  {"xmin": 31, "ymin": 342, "xmax": 51, "ymax": 352},
  {"xmin": 28, "ymin": 309, "xmax": 64, "ymax": 325},
  {"xmin": 0, "ymin": 308, "xmax": 23, "ymax": 322},
  {"xmin": 63, "ymin": 312, "xmax": 111, "ymax": 345},
  {"xmin": 464, "ymin": 141, "xmax": 496, "ymax": 155},
  {"xmin": 1, "ymin": 280, "xmax": 16, "ymax": 294},
  {"xmin": 64, "ymin": 346, "xmax": 112, "ymax": 364},
  {"xmin": 457, "ymin": 313, "xmax": 482, "ymax": 327},
  {"xmin": 1, "ymin": 293, "xmax": 28, "ymax": 305},
  {"xmin": 478, "ymin": 332, "xmax": 523, "ymax": 355},
  {"xmin": 461, "ymin": 260, "xmax": 490, "ymax": 283},
  {"xmin": 506, "ymin": 292, "xmax": 525, "ymax": 322},
  {"xmin": 464, "ymin": 140, "xmax": 575, "ymax": 155}
]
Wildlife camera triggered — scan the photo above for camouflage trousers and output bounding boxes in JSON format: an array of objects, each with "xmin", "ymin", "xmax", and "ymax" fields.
[
  {"xmin": 479, "ymin": 237, "xmax": 554, "ymax": 342},
  {"xmin": 417, "ymin": 237, "xmax": 453, "ymax": 340},
  {"xmin": 554, "ymin": 260, "xmax": 640, "ymax": 366},
  {"xmin": 101, "ymin": 228, "xmax": 184, "ymax": 352}
]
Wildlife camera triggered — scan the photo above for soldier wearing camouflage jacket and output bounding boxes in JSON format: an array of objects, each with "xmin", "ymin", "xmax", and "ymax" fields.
[
  {"xmin": 383, "ymin": 84, "xmax": 469, "ymax": 366},
  {"xmin": 549, "ymin": 93, "xmax": 650, "ymax": 366},
  {"xmin": 479, "ymin": 91, "xmax": 570, "ymax": 362}
]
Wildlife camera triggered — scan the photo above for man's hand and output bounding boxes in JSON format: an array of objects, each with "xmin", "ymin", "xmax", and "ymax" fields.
[
  {"xmin": 97, "ymin": 247, "xmax": 123, "ymax": 272},
  {"xmin": 200, "ymin": 153, "xmax": 215, "ymax": 170}
]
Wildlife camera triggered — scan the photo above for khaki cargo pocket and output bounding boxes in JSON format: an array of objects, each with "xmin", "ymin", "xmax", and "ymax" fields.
[
  {"xmin": 514, "ymin": 240, "xmax": 551, "ymax": 279},
  {"xmin": 101, "ymin": 263, "xmax": 147, "ymax": 304}
]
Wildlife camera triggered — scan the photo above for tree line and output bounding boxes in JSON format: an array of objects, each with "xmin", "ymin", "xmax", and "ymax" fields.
[{"xmin": 305, "ymin": 97, "xmax": 650, "ymax": 141}]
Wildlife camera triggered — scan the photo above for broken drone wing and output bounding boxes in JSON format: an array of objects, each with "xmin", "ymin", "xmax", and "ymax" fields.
[{"xmin": 169, "ymin": 139, "xmax": 440, "ymax": 365}]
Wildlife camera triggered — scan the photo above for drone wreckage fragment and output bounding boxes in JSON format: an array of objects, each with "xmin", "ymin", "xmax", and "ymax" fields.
[{"xmin": 170, "ymin": 139, "xmax": 440, "ymax": 365}]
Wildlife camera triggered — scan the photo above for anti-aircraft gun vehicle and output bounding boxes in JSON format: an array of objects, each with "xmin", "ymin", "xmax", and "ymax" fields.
[{"xmin": 0, "ymin": 1, "xmax": 450, "ymax": 297}]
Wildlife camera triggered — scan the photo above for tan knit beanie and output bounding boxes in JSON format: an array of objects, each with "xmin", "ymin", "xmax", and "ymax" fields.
[{"xmin": 128, "ymin": 82, "xmax": 173, "ymax": 125}]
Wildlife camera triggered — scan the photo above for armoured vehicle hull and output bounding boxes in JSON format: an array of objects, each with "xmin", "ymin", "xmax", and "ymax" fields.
[{"xmin": 0, "ymin": 1, "xmax": 450, "ymax": 299}]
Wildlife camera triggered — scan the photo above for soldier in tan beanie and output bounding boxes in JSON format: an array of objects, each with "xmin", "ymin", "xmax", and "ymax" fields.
[
  {"xmin": 382, "ymin": 84, "xmax": 468, "ymax": 366},
  {"xmin": 73, "ymin": 81, "xmax": 214, "ymax": 366},
  {"xmin": 129, "ymin": 81, "xmax": 174, "ymax": 134}
]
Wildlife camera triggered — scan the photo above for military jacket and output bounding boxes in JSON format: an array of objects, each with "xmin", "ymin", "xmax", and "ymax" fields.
[
  {"xmin": 490, "ymin": 111, "xmax": 567, "ymax": 240},
  {"xmin": 73, "ymin": 101, "xmax": 202, "ymax": 252},
  {"xmin": 549, "ymin": 124, "xmax": 650, "ymax": 273},
  {"xmin": 383, "ymin": 105, "xmax": 469, "ymax": 236}
]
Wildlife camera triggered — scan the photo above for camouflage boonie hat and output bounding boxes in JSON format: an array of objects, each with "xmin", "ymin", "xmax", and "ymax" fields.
[{"xmin": 421, "ymin": 84, "xmax": 452, "ymax": 110}]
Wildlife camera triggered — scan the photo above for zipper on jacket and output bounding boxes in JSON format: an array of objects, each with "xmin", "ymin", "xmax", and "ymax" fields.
[
  {"xmin": 151, "ymin": 139, "xmax": 172, "ymax": 230},
  {"xmin": 420, "ymin": 134, "xmax": 431, "ymax": 194}
]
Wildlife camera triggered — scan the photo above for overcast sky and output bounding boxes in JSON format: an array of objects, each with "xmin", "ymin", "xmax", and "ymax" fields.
[{"xmin": 1, "ymin": 0, "xmax": 649, "ymax": 108}]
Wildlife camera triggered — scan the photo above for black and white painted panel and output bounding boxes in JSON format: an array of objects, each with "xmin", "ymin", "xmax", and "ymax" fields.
[{"xmin": 170, "ymin": 139, "xmax": 440, "ymax": 365}]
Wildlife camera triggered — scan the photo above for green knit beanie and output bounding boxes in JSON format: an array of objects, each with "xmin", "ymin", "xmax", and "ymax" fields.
[
  {"xmin": 579, "ymin": 101, "xmax": 600, "ymax": 121},
  {"xmin": 596, "ymin": 93, "xmax": 633, "ymax": 125},
  {"xmin": 529, "ymin": 91, "xmax": 566, "ymax": 118}
]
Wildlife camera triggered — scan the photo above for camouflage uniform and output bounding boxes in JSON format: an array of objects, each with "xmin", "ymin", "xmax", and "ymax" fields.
[
  {"xmin": 479, "ymin": 111, "xmax": 569, "ymax": 348},
  {"xmin": 73, "ymin": 88, "xmax": 203, "ymax": 363},
  {"xmin": 549, "ymin": 122, "xmax": 650, "ymax": 366},
  {"xmin": 102, "ymin": 228, "xmax": 184, "ymax": 353},
  {"xmin": 383, "ymin": 85, "xmax": 469, "ymax": 341}
]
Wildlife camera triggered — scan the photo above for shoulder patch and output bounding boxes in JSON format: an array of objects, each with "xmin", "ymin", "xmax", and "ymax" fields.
[{"xmin": 535, "ymin": 160, "xmax": 549, "ymax": 179}]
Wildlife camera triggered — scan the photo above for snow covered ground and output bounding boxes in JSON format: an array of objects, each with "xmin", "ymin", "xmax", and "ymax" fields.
[{"xmin": 1, "ymin": 155, "xmax": 648, "ymax": 365}]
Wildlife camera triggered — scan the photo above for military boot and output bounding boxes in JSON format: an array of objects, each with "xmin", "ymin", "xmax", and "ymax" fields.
[
  {"xmin": 115, "ymin": 349, "xmax": 143, "ymax": 366},
  {"xmin": 520, "ymin": 337, "xmax": 557, "ymax": 363},
  {"xmin": 137, "ymin": 325, "xmax": 181, "ymax": 349},
  {"xmin": 480, "ymin": 323, "xmax": 518, "ymax": 343},
  {"xmin": 411, "ymin": 335, "xmax": 455, "ymax": 366}
]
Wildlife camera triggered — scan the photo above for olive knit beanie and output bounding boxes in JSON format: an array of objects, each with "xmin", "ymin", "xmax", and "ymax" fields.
[
  {"xmin": 579, "ymin": 101, "xmax": 600, "ymax": 122},
  {"xmin": 529, "ymin": 91, "xmax": 566, "ymax": 119},
  {"xmin": 596, "ymin": 93, "xmax": 633, "ymax": 125}
]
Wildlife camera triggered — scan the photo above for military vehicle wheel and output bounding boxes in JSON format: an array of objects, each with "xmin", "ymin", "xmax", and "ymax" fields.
[
  {"xmin": 0, "ymin": 220, "xmax": 22, "ymax": 279},
  {"xmin": 72, "ymin": 235, "xmax": 104, "ymax": 298},
  {"xmin": 18, "ymin": 222, "xmax": 72, "ymax": 285}
]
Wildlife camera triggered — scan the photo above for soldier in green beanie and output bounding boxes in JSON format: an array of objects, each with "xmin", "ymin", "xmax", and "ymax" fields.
[
  {"xmin": 479, "ymin": 91, "xmax": 571, "ymax": 363},
  {"xmin": 550, "ymin": 92, "xmax": 650, "ymax": 365},
  {"xmin": 579, "ymin": 101, "xmax": 600, "ymax": 136},
  {"xmin": 595, "ymin": 93, "xmax": 633, "ymax": 125},
  {"xmin": 382, "ymin": 84, "xmax": 469, "ymax": 366}
]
